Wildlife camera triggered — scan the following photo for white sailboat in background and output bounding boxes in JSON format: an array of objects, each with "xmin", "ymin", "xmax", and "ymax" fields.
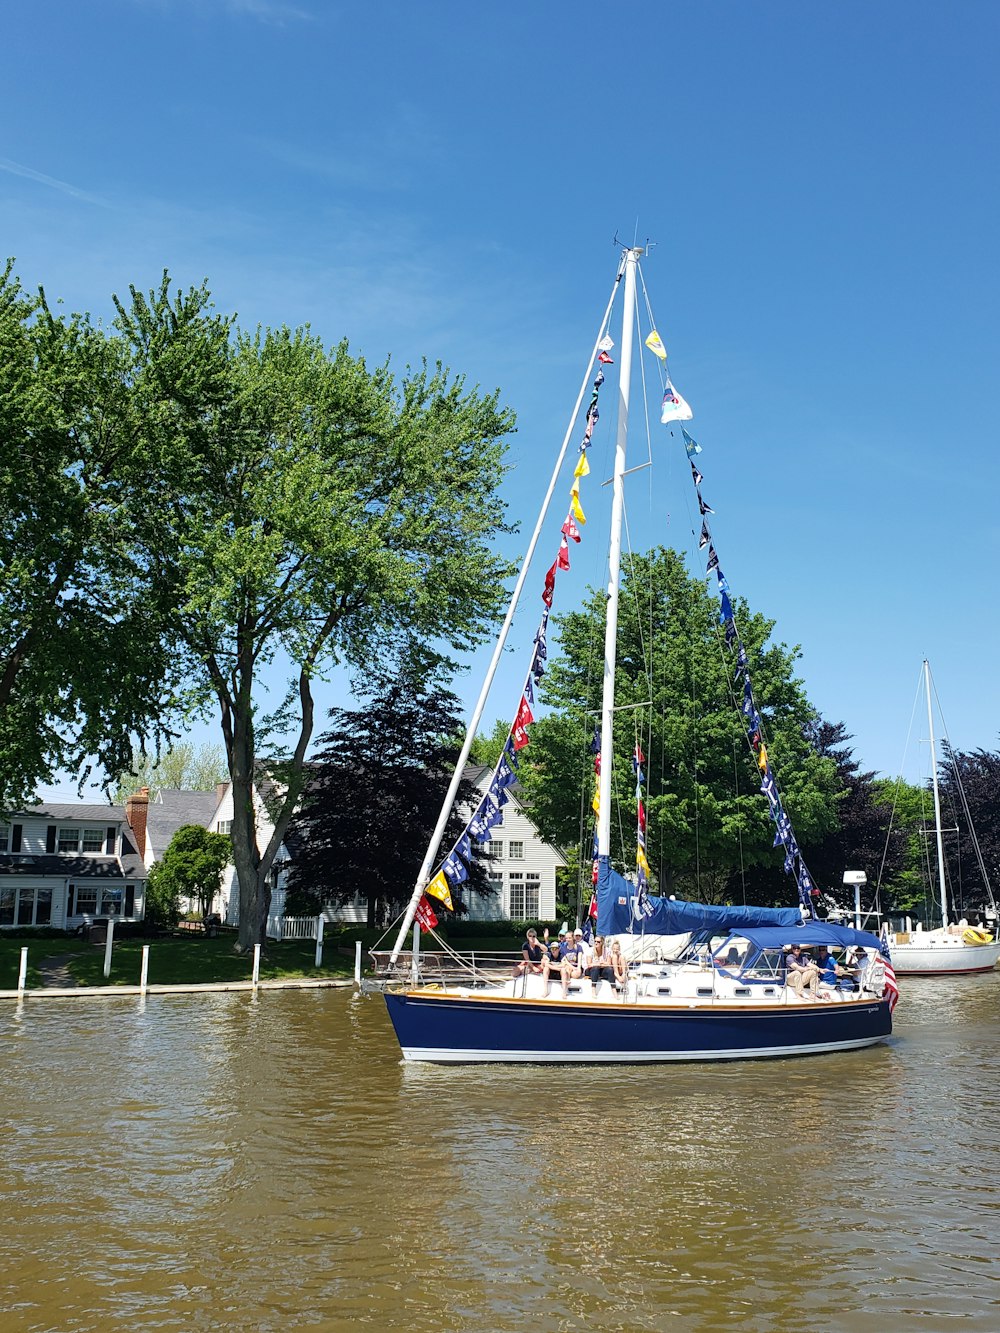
[{"xmin": 883, "ymin": 660, "xmax": 1000, "ymax": 976}]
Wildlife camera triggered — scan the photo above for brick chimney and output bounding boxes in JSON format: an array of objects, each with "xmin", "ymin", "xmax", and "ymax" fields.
[{"xmin": 125, "ymin": 786, "xmax": 150, "ymax": 857}]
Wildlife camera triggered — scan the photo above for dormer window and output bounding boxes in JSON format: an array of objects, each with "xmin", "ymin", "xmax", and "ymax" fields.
[
  {"xmin": 0, "ymin": 825, "xmax": 8, "ymax": 853},
  {"xmin": 58, "ymin": 828, "xmax": 81, "ymax": 852},
  {"xmin": 82, "ymin": 828, "xmax": 104, "ymax": 853}
]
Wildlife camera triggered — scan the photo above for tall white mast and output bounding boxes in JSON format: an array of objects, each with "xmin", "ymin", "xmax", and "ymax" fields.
[
  {"xmin": 597, "ymin": 247, "xmax": 642, "ymax": 857},
  {"xmin": 924, "ymin": 658, "xmax": 949, "ymax": 929}
]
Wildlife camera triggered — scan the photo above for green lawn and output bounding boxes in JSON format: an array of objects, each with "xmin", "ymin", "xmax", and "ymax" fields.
[{"xmin": 0, "ymin": 931, "xmax": 354, "ymax": 989}]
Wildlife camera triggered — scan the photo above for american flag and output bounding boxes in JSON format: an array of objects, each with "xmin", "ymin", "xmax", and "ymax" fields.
[{"xmin": 879, "ymin": 927, "xmax": 900, "ymax": 1013}]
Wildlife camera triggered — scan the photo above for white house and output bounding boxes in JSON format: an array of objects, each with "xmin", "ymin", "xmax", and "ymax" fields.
[
  {"xmin": 0, "ymin": 797, "xmax": 148, "ymax": 930},
  {"xmin": 187, "ymin": 764, "xmax": 567, "ymax": 931},
  {"xmin": 462, "ymin": 765, "xmax": 566, "ymax": 922}
]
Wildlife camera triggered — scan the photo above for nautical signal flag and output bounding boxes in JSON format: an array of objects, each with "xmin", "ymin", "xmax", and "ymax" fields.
[
  {"xmin": 570, "ymin": 483, "xmax": 586, "ymax": 524},
  {"xmin": 512, "ymin": 695, "xmax": 534, "ymax": 750},
  {"xmin": 644, "ymin": 330, "xmax": 668, "ymax": 361},
  {"xmin": 542, "ymin": 561, "xmax": 557, "ymax": 609},
  {"xmin": 425, "ymin": 871, "xmax": 454, "ymax": 912},
  {"xmin": 598, "ymin": 351, "xmax": 614, "ymax": 364},
  {"xmin": 574, "ymin": 452, "xmax": 591, "ymax": 479},
  {"xmin": 660, "ymin": 377, "xmax": 693, "ymax": 424},
  {"xmin": 414, "ymin": 894, "xmax": 438, "ymax": 933}
]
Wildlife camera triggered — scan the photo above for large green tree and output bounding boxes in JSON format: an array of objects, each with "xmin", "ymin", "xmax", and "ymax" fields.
[
  {"xmin": 519, "ymin": 547, "xmax": 841, "ymax": 907},
  {"xmin": 116, "ymin": 276, "xmax": 515, "ymax": 950},
  {"xmin": 0, "ymin": 262, "xmax": 179, "ymax": 809}
]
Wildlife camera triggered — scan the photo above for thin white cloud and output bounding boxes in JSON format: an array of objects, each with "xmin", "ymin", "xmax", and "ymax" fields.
[{"xmin": 0, "ymin": 156, "xmax": 107, "ymax": 207}]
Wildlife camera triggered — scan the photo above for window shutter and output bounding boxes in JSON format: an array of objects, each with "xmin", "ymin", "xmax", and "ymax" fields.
[
  {"xmin": 11, "ymin": 824, "xmax": 22, "ymax": 853},
  {"xmin": 124, "ymin": 885, "xmax": 135, "ymax": 917},
  {"xmin": 46, "ymin": 826, "xmax": 57, "ymax": 853},
  {"xmin": 106, "ymin": 826, "xmax": 117, "ymax": 854},
  {"xmin": 67, "ymin": 884, "xmax": 76, "ymax": 915}
]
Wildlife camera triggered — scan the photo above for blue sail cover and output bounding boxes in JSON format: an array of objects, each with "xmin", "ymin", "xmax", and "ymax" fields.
[{"xmin": 596, "ymin": 856, "xmax": 801, "ymax": 935}]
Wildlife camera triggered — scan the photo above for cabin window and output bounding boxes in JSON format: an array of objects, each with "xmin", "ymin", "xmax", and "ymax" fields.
[
  {"xmin": 82, "ymin": 828, "xmax": 104, "ymax": 853},
  {"xmin": 734, "ymin": 987, "xmax": 752, "ymax": 997},
  {"xmin": 508, "ymin": 841, "xmax": 525, "ymax": 860},
  {"xmin": 58, "ymin": 827, "xmax": 81, "ymax": 853},
  {"xmin": 657, "ymin": 986, "xmax": 672, "ymax": 996},
  {"xmin": 697, "ymin": 986, "xmax": 713, "ymax": 996}
]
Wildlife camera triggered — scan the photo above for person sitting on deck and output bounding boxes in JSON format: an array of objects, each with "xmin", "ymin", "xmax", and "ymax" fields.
[
  {"xmin": 513, "ymin": 928, "xmax": 547, "ymax": 978},
  {"xmin": 814, "ymin": 945, "xmax": 848, "ymax": 1000},
  {"xmin": 610, "ymin": 940, "xmax": 629, "ymax": 989},
  {"xmin": 573, "ymin": 927, "xmax": 593, "ymax": 965},
  {"xmin": 587, "ymin": 936, "xmax": 616, "ymax": 992},
  {"xmin": 783, "ymin": 943, "xmax": 820, "ymax": 998},
  {"xmin": 559, "ymin": 932, "xmax": 586, "ymax": 998}
]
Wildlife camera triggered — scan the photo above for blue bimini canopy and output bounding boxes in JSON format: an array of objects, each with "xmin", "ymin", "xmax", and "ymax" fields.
[
  {"xmin": 736, "ymin": 923, "xmax": 886, "ymax": 953},
  {"xmin": 596, "ymin": 856, "xmax": 801, "ymax": 936}
]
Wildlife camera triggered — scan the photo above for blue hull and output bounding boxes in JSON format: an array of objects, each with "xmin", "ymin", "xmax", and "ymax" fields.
[{"xmin": 383, "ymin": 992, "xmax": 892, "ymax": 1063}]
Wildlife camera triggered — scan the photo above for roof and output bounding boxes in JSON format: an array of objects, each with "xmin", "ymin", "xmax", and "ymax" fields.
[
  {"xmin": 10, "ymin": 802, "xmax": 126, "ymax": 822},
  {"xmin": 145, "ymin": 790, "xmax": 221, "ymax": 856},
  {"xmin": 0, "ymin": 854, "xmax": 145, "ymax": 880}
]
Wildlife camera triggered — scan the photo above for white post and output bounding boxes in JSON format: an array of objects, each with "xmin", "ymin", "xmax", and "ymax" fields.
[
  {"xmin": 103, "ymin": 917, "xmax": 115, "ymax": 980},
  {"xmin": 354, "ymin": 939, "xmax": 362, "ymax": 986},
  {"xmin": 17, "ymin": 947, "xmax": 28, "ymax": 996},
  {"xmin": 140, "ymin": 945, "xmax": 150, "ymax": 995},
  {"xmin": 854, "ymin": 883, "xmax": 862, "ymax": 931},
  {"xmin": 411, "ymin": 921, "xmax": 420, "ymax": 986},
  {"xmin": 252, "ymin": 942, "xmax": 261, "ymax": 990},
  {"xmin": 314, "ymin": 915, "xmax": 324, "ymax": 969}
]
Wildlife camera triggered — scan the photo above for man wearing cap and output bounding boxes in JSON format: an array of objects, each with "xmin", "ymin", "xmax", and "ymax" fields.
[
  {"xmin": 573, "ymin": 926, "xmax": 594, "ymax": 966},
  {"xmin": 783, "ymin": 942, "xmax": 820, "ymax": 998}
]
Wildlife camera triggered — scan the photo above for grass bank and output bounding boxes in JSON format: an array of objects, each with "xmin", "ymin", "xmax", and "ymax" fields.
[{"xmin": 0, "ymin": 931, "xmax": 354, "ymax": 990}]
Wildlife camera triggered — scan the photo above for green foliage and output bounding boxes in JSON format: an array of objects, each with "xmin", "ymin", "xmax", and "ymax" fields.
[
  {"xmin": 113, "ymin": 274, "xmax": 515, "ymax": 949},
  {"xmin": 286, "ymin": 659, "xmax": 495, "ymax": 927},
  {"xmin": 143, "ymin": 861, "xmax": 182, "ymax": 931},
  {"xmin": 112, "ymin": 741, "xmax": 229, "ymax": 803},
  {"xmin": 147, "ymin": 824, "xmax": 231, "ymax": 923},
  {"xmin": 521, "ymin": 547, "xmax": 841, "ymax": 906},
  {"xmin": 0, "ymin": 261, "xmax": 182, "ymax": 810}
]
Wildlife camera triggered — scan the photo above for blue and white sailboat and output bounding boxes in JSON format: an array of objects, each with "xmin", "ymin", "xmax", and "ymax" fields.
[{"xmin": 380, "ymin": 245, "xmax": 894, "ymax": 1064}]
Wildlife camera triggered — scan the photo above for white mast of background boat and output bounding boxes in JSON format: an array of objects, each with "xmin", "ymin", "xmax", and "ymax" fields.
[
  {"xmin": 597, "ymin": 246, "xmax": 643, "ymax": 857},
  {"xmin": 387, "ymin": 253, "xmax": 631, "ymax": 966},
  {"xmin": 924, "ymin": 658, "xmax": 950, "ymax": 930}
]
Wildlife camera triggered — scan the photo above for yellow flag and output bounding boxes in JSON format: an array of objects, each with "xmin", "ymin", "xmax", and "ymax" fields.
[
  {"xmin": 592, "ymin": 789, "xmax": 601, "ymax": 817},
  {"xmin": 573, "ymin": 452, "xmax": 591, "ymax": 479},
  {"xmin": 637, "ymin": 846, "xmax": 650, "ymax": 876},
  {"xmin": 644, "ymin": 330, "xmax": 668, "ymax": 361},
  {"xmin": 757, "ymin": 744, "xmax": 768, "ymax": 773},
  {"xmin": 570, "ymin": 484, "xmax": 586, "ymax": 524},
  {"xmin": 425, "ymin": 870, "xmax": 454, "ymax": 912}
]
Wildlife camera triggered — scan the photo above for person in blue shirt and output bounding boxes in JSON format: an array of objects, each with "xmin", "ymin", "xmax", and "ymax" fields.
[
  {"xmin": 559, "ymin": 934, "xmax": 585, "ymax": 998},
  {"xmin": 814, "ymin": 944, "xmax": 848, "ymax": 999}
]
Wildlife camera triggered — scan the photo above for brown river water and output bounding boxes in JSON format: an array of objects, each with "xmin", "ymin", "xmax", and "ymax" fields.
[{"xmin": 1, "ymin": 975, "xmax": 998, "ymax": 1332}]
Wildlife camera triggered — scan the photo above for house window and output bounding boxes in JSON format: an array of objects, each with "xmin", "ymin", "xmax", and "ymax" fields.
[
  {"xmin": 486, "ymin": 840, "xmax": 503, "ymax": 859},
  {"xmin": 508, "ymin": 872, "xmax": 540, "ymax": 920},
  {"xmin": 101, "ymin": 887, "xmax": 124, "ymax": 917},
  {"xmin": 58, "ymin": 828, "xmax": 81, "ymax": 853},
  {"xmin": 0, "ymin": 886, "xmax": 14, "ymax": 925},
  {"xmin": 508, "ymin": 841, "xmax": 525, "ymax": 860},
  {"xmin": 0, "ymin": 825, "xmax": 8, "ymax": 853},
  {"xmin": 74, "ymin": 885, "xmax": 98, "ymax": 916},
  {"xmin": 35, "ymin": 887, "xmax": 52, "ymax": 926},
  {"xmin": 216, "ymin": 820, "xmax": 232, "ymax": 835},
  {"xmin": 82, "ymin": 828, "xmax": 104, "ymax": 853}
]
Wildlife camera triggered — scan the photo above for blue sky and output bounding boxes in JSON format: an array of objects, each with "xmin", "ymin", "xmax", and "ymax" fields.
[{"xmin": 7, "ymin": 0, "xmax": 999, "ymax": 794}]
